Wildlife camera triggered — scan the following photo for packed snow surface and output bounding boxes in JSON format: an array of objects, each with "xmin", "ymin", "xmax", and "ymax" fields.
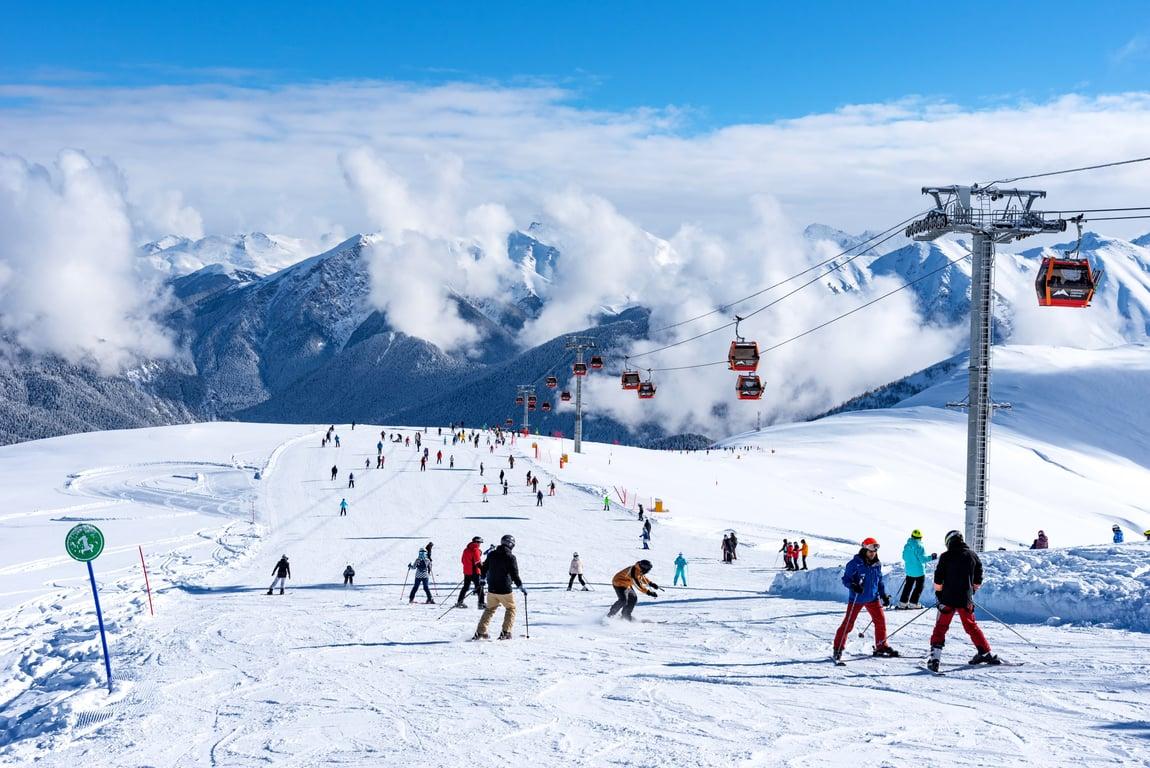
[{"xmin": 3, "ymin": 346, "xmax": 1150, "ymax": 766}]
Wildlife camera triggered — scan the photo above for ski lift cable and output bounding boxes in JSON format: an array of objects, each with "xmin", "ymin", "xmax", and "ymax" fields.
[
  {"xmin": 646, "ymin": 210, "xmax": 929, "ymax": 336},
  {"xmin": 646, "ymin": 250, "xmax": 973, "ymax": 373},
  {"xmin": 1078, "ymin": 214, "xmax": 1150, "ymax": 222},
  {"xmin": 984, "ymin": 155, "xmax": 1150, "ymax": 187},
  {"xmin": 627, "ymin": 224, "xmax": 913, "ymax": 362}
]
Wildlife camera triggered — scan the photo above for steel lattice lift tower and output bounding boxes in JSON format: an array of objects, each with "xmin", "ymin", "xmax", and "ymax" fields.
[
  {"xmin": 906, "ymin": 185, "xmax": 1067, "ymax": 551},
  {"xmin": 516, "ymin": 384, "xmax": 535, "ymax": 433},
  {"xmin": 565, "ymin": 335, "xmax": 597, "ymax": 454}
]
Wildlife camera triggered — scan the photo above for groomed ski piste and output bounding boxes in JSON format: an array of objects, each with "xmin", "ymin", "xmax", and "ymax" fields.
[{"xmin": 2, "ymin": 345, "xmax": 1149, "ymax": 767}]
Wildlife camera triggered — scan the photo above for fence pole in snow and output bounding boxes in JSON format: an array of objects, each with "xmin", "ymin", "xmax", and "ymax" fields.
[{"xmin": 139, "ymin": 545, "xmax": 154, "ymax": 616}]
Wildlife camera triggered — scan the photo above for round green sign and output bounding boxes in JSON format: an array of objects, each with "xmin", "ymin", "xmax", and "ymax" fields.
[{"xmin": 65, "ymin": 523, "xmax": 105, "ymax": 562}]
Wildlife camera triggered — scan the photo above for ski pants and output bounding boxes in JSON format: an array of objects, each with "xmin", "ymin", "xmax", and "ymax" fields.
[
  {"xmin": 340, "ymin": 507, "xmax": 347, "ymax": 516},
  {"xmin": 802, "ymin": 554, "xmax": 808, "ymax": 570},
  {"xmin": 477, "ymin": 592, "xmax": 517, "ymax": 635},
  {"xmin": 642, "ymin": 539, "xmax": 650, "ymax": 550},
  {"xmin": 833, "ymin": 598, "xmax": 887, "ymax": 651},
  {"xmin": 929, "ymin": 605, "xmax": 990, "ymax": 653},
  {"xmin": 459, "ymin": 574, "xmax": 485, "ymax": 606},
  {"xmin": 410, "ymin": 577, "xmax": 433, "ymax": 602},
  {"xmin": 537, "ymin": 497, "xmax": 543, "ymax": 506},
  {"xmin": 343, "ymin": 575, "xmax": 353, "ymax": 586},
  {"xmin": 567, "ymin": 573, "xmax": 587, "ymax": 589},
  {"xmin": 608, "ymin": 586, "xmax": 638, "ymax": 620},
  {"xmin": 783, "ymin": 556, "xmax": 794, "ymax": 570},
  {"xmin": 899, "ymin": 576, "xmax": 926, "ymax": 605},
  {"xmin": 269, "ymin": 576, "xmax": 287, "ymax": 592},
  {"xmin": 674, "ymin": 565, "xmax": 687, "ymax": 586}
]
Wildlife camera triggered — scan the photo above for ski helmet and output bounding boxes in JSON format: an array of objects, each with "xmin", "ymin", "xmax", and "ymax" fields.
[
  {"xmin": 945, "ymin": 530, "xmax": 963, "ymax": 546},
  {"xmin": 861, "ymin": 537, "xmax": 880, "ymax": 552},
  {"xmin": 500, "ymin": 534, "xmax": 516, "ymax": 549},
  {"xmin": 472, "ymin": 536, "xmax": 483, "ymax": 543},
  {"xmin": 1112, "ymin": 524, "xmax": 1121, "ymax": 531},
  {"xmin": 573, "ymin": 552, "xmax": 579, "ymax": 558},
  {"xmin": 911, "ymin": 529, "xmax": 923, "ymax": 539},
  {"xmin": 638, "ymin": 559, "xmax": 653, "ymax": 573},
  {"xmin": 418, "ymin": 549, "xmax": 427, "ymax": 557}
]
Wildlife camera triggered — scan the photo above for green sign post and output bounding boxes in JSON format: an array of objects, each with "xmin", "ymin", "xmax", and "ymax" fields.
[{"xmin": 66, "ymin": 523, "xmax": 113, "ymax": 693}]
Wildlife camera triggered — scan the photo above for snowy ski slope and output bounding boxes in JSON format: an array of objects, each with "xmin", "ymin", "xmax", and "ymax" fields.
[{"xmin": 2, "ymin": 346, "xmax": 1149, "ymax": 766}]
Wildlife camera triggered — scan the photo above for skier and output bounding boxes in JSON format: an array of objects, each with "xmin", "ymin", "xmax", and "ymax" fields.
[
  {"xmin": 640, "ymin": 527, "xmax": 651, "ymax": 550},
  {"xmin": 1145, "ymin": 529, "xmax": 1150, "ymax": 541},
  {"xmin": 567, "ymin": 552, "xmax": 589, "ymax": 590},
  {"xmin": 408, "ymin": 550, "xmax": 435, "ymax": 604},
  {"xmin": 508, "ymin": 455, "xmax": 514, "ymax": 469},
  {"xmin": 526, "ymin": 470, "xmax": 532, "ymax": 487},
  {"xmin": 450, "ymin": 455, "xmax": 455, "ymax": 469},
  {"xmin": 376, "ymin": 455, "xmax": 383, "ymax": 469},
  {"xmin": 531, "ymin": 476, "xmax": 539, "ymax": 493},
  {"xmin": 348, "ymin": 472, "xmax": 355, "ymax": 488},
  {"xmin": 927, "ymin": 530, "xmax": 998, "ymax": 671},
  {"xmin": 549, "ymin": 480, "xmax": 556, "ymax": 496},
  {"xmin": 343, "ymin": 564, "xmax": 355, "ymax": 586},
  {"xmin": 674, "ymin": 552, "xmax": 688, "ymax": 586},
  {"xmin": 780, "ymin": 539, "xmax": 794, "ymax": 570},
  {"xmin": 436, "ymin": 450, "xmax": 443, "ymax": 465},
  {"xmin": 637, "ymin": 503, "xmax": 644, "ymax": 521},
  {"xmin": 536, "ymin": 489, "xmax": 544, "ymax": 507},
  {"xmin": 330, "ymin": 465, "xmax": 338, "ymax": 481},
  {"xmin": 377, "ymin": 440, "xmax": 383, "ymax": 455},
  {"xmin": 1030, "ymin": 530, "xmax": 1049, "ymax": 549},
  {"xmin": 425, "ymin": 541, "xmax": 434, "ymax": 562},
  {"xmin": 729, "ymin": 531, "xmax": 738, "ymax": 560},
  {"xmin": 644, "ymin": 518, "xmax": 652, "ymax": 537},
  {"xmin": 502, "ymin": 480, "xmax": 508, "ymax": 495},
  {"xmin": 1112, "ymin": 524, "xmax": 1124, "ymax": 543},
  {"xmin": 420, "ymin": 456, "xmax": 427, "ymax": 472},
  {"xmin": 482, "ymin": 484, "xmax": 489, "ymax": 502},
  {"xmin": 364, "ymin": 458, "xmax": 370, "ymax": 470},
  {"xmin": 334, "ymin": 435, "xmax": 340, "ymax": 448},
  {"xmin": 721, "ymin": 534, "xmax": 732, "ymax": 563},
  {"xmin": 499, "ymin": 469, "xmax": 505, "ymax": 484},
  {"xmin": 603, "ymin": 495, "xmax": 610, "ymax": 511},
  {"xmin": 480, "ymin": 462, "xmax": 484, "ymax": 476},
  {"xmin": 608, "ymin": 560, "xmax": 659, "ymax": 621},
  {"xmin": 898, "ymin": 529, "xmax": 936, "ymax": 609},
  {"xmin": 267, "ymin": 555, "xmax": 290, "ymax": 595},
  {"xmin": 800, "ymin": 539, "xmax": 809, "ymax": 570},
  {"xmin": 351, "ymin": 422, "xmax": 355, "ymax": 430},
  {"xmin": 339, "ymin": 498, "xmax": 348, "ymax": 516},
  {"xmin": 832, "ymin": 538, "xmax": 898, "ymax": 663},
  {"xmin": 457, "ymin": 536, "xmax": 486, "ymax": 609},
  {"xmin": 474, "ymin": 535, "xmax": 524, "ymax": 640}
]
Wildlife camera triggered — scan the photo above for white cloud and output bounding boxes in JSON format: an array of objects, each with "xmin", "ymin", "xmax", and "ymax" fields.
[{"xmin": 0, "ymin": 150, "xmax": 173, "ymax": 373}]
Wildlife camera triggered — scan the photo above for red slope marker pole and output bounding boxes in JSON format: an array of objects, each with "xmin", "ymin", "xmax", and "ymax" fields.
[{"xmin": 139, "ymin": 545, "xmax": 154, "ymax": 616}]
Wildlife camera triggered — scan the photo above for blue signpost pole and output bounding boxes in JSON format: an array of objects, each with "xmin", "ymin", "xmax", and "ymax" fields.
[{"xmin": 86, "ymin": 561, "xmax": 113, "ymax": 693}]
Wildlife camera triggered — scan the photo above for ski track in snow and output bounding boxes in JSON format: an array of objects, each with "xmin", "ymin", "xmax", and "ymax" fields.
[{"xmin": 1, "ymin": 426, "xmax": 1148, "ymax": 767}]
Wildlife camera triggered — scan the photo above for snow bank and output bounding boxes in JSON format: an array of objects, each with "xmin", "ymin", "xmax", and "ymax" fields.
[{"xmin": 770, "ymin": 542, "xmax": 1150, "ymax": 632}]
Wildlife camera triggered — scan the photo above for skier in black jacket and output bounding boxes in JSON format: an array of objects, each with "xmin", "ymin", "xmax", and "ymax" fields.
[
  {"xmin": 927, "ymin": 530, "xmax": 998, "ymax": 671},
  {"xmin": 267, "ymin": 555, "xmax": 290, "ymax": 594},
  {"xmin": 474, "ymin": 535, "xmax": 525, "ymax": 640}
]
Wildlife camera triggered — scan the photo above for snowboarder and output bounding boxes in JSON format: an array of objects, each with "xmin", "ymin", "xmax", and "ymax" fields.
[
  {"xmin": 729, "ymin": 531, "xmax": 738, "ymax": 560},
  {"xmin": 408, "ymin": 550, "xmax": 435, "ymax": 604},
  {"xmin": 330, "ymin": 465, "xmax": 338, "ymax": 481},
  {"xmin": 474, "ymin": 535, "xmax": 524, "ymax": 640},
  {"xmin": 567, "ymin": 553, "xmax": 588, "ymax": 590},
  {"xmin": 800, "ymin": 539, "xmax": 809, "ymax": 570},
  {"xmin": 457, "ymin": 537, "xmax": 487, "ymax": 608},
  {"xmin": 343, "ymin": 564, "xmax": 355, "ymax": 586},
  {"xmin": 640, "ymin": 527, "xmax": 651, "ymax": 550},
  {"xmin": 927, "ymin": 530, "xmax": 998, "ymax": 671},
  {"xmin": 482, "ymin": 484, "xmax": 489, "ymax": 502},
  {"xmin": 339, "ymin": 498, "xmax": 348, "ymax": 516},
  {"xmin": 674, "ymin": 552, "xmax": 688, "ymax": 586},
  {"xmin": 780, "ymin": 539, "xmax": 794, "ymax": 570},
  {"xmin": 603, "ymin": 495, "xmax": 611, "ymax": 511},
  {"xmin": 348, "ymin": 472, "xmax": 355, "ymax": 488},
  {"xmin": 267, "ymin": 555, "xmax": 290, "ymax": 595},
  {"xmin": 898, "ymin": 529, "xmax": 936, "ymax": 609},
  {"xmin": 722, "ymin": 534, "xmax": 732, "ymax": 563},
  {"xmin": 832, "ymin": 538, "xmax": 898, "ymax": 663},
  {"xmin": 1030, "ymin": 530, "xmax": 1049, "ymax": 549},
  {"xmin": 536, "ymin": 489, "xmax": 544, "ymax": 507},
  {"xmin": 1112, "ymin": 524, "xmax": 1124, "ymax": 543},
  {"xmin": 608, "ymin": 560, "xmax": 659, "ymax": 621}
]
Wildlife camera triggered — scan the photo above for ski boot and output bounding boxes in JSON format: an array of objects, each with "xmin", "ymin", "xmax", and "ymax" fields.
[
  {"xmin": 472, "ymin": 631, "xmax": 489, "ymax": 640},
  {"xmin": 832, "ymin": 648, "xmax": 843, "ymax": 663},
  {"xmin": 873, "ymin": 645, "xmax": 900, "ymax": 658},
  {"xmin": 927, "ymin": 658, "xmax": 940, "ymax": 673},
  {"xmin": 969, "ymin": 651, "xmax": 1001, "ymax": 665},
  {"xmin": 927, "ymin": 646, "xmax": 943, "ymax": 672},
  {"xmin": 478, "ymin": 603, "xmax": 487, "ymax": 610},
  {"xmin": 909, "ymin": 603, "xmax": 924, "ymax": 610},
  {"xmin": 567, "ymin": 586, "xmax": 572, "ymax": 591},
  {"xmin": 278, "ymin": 589, "xmax": 284, "ymax": 595},
  {"xmin": 425, "ymin": 599, "xmax": 436, "ymax": 604},
  {"xmin": 895, "ymin": 602, "xmax": 910, "ymax": 610},
  {"xmin": 455, "ymin": 602, "xmax": 466, "ymax": 609},
  {"xmin": 498, "ymin": 631, "xmax": 513, "ymax": 640},
  {"xmin": 266, "ymin": 589, "xmax": 273, "ymax": 595}
]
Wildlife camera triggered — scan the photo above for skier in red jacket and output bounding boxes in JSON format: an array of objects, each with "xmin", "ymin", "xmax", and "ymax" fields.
[{"xmin": 456, "ymin": 537, "xmax": 487, "ymax": 609}]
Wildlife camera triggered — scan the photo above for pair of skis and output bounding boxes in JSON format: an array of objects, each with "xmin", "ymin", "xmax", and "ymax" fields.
[{"xmin": 832, "ymin": 653, "xmax": 1022, "ymax": 674}]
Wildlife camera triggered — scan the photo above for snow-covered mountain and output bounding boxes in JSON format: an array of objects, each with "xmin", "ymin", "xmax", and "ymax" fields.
[{"xmin": 141, "ymin": 232, "xmax": 314, "ymax": 277}]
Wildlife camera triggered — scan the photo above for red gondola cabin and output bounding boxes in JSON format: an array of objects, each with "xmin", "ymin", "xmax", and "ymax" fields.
[
  {"xmin": 637, "ymin": 381, "xmax": 656, "ymax": 399},
  {"xmin": 573, "ymin": 362, "xmax": 588, "ymax": 376},
  {"xmin": 620, "ymin": 370, "xmax": 641, "ymax": 390},
  {"xmin": 728, "ymin": 340, "xmax": 760, "ymax": 372},
  {"xmin": 545, "ymin": 376, "xmax": 558, "ymax": 389},
  {"xmin": 1035, "ymin": 257, "xmax": 1098, "ymax": 308},
  {"xmin": 589, "ymin": 355, "xmax": 604, "ymax": 370},
  {"xmin": 736, "ymin": 375, "xmax": 764, "ymax": 400}
]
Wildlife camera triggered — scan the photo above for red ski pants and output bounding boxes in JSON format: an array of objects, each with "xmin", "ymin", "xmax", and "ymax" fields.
[
  {"xmin": 834, "ymin": 599, "xmax": 887, "ymax": 650},
  {"xmin": 929, "ymin": 605, "xmax": 990, "ymax": 653}
]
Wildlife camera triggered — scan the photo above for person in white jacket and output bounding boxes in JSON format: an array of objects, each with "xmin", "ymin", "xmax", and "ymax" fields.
[{"xmin": 567, "ymin": 552, "xmax": 589, "ymax": 591}]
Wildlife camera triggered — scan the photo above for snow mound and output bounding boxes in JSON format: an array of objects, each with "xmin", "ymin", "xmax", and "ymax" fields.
[{"xmin": 770, "ymin": 543, "xmax": 1150, "ymax": 632}]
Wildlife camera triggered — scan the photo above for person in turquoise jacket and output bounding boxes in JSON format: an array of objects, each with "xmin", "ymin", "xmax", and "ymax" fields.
[
  {"xmin": 673, "ymin": 553, "xmax": 688, "ymax": 586},
  {"xmin": 897, "ymin": 529, "xmax": 936, "ymax": 609}
]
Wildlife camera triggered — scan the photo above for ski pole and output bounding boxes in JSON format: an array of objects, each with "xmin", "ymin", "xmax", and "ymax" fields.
[
  {"xmin": 442, "ymin": 576, "xmax": 464, "ymax": 607},
  {"xmin": 885, "ymin": 604, "xmax": 933, "ymax": 642},
  {"xmin": 430, "ymin": 566, "xmax": 440, "ymax": 597},
  {"xmin": 437, "ymin": 588, "xmax": 471, "ymax": 620},
  {"xmin": 523, "ymin": 591, "xmax": 530, "ymax": 639},
  {"xmin": 400, "ymin": 568, "xmax": 410, "ymax": 602},
  {"xmin": 972, "ymin": 601, "xmax": 1037, "ymax": 648}
]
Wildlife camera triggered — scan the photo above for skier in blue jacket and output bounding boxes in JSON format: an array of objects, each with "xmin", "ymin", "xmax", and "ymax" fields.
[
  {"xmin": 1112, "ymin": 525, "xmax": 1124, "ymax": 544},
  {"xmin": 832, "ymin": 537, "xmax": 898, "ymax": 663},
  {"xmin": 897, "ymin": 529, "xmax": 936, "ymax": 609},
  {"xmin": 673, "ymin": 553, "xmax": 688, "ymax": 586}
]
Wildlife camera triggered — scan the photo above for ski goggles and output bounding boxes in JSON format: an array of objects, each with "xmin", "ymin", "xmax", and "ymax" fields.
[{"xmin": 862, "ymin": 542, "xmax": 880, "ymax": 552}]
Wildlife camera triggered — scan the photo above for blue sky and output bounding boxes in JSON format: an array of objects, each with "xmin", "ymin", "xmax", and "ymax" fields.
[{"xmin": 3, "ymin": 1, "xmax": 1148, "ymax": 124}]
